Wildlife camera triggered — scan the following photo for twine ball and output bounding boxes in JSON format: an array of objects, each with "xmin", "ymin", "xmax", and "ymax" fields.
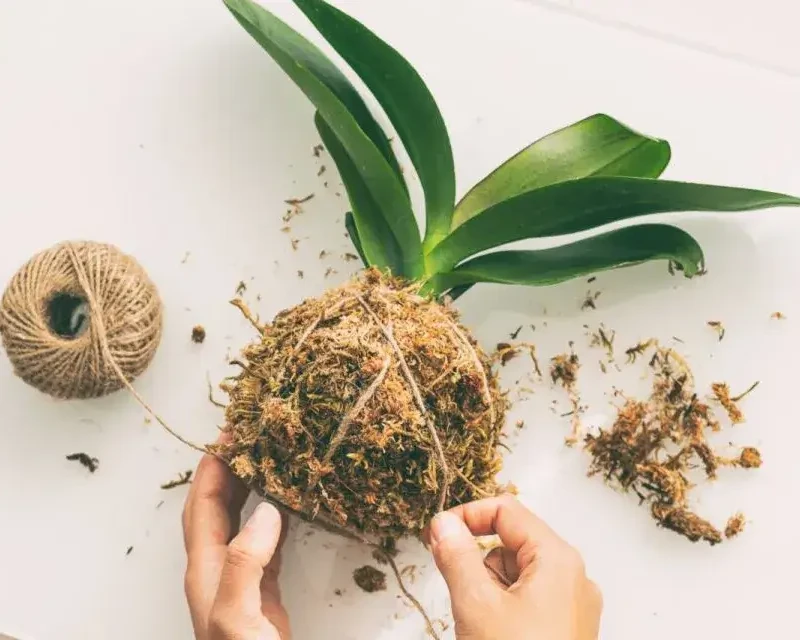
[{"xmin": 0, "ymin": 241, "xmax": 163, "ymax": 399}]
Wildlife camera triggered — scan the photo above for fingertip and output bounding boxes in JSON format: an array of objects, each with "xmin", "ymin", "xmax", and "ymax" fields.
[
  {"xmin": 243, "ymin": 501, "xmax": 281, "ymax": 538},
  {"xmin": 431, "ymin": 511, "xmax": 469, "ymax": 546},
  {"xmin": 429, "ymin": 511, "xmax": 498, "ymax": 605}
]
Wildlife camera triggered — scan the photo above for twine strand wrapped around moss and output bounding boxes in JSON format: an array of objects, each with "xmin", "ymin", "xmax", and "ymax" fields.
[{"xmin": 354, "ymin": 292, "xmax": 451, "ymax": 512}]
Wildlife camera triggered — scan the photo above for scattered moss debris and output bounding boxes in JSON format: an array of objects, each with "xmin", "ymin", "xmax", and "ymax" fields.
[
  {"xmin": 509, "ymin": 325, "xmax": 522, "ymax": 340},
  {"xmin": 317, "ymin": 165, "xmax": 326, "ymax": 176},
  {"xmin": 707, "ymin": 320, "xmax": 725, "ymax": 341},
  {"xmin": 711, "ymin": 382, "xmax": 751, "ymax": 424},
  {"xmin": 353, "ymin": 565, "xmax": 387, "ymax": 593},
  {"xmin": 319, "ymin": 250, "xmax": 329, "ymax": 259},
  {"xmin": 625, "ymin": 339, "xmax": 655, "ymax": 364},
  {"xmin": 584, "ymin": 341, "xmax": 760, "ymax": 545},
  {"xmin": 181, "ymin": 251, "xmax": 191, "ymax": 264},
  {"xmin": 732, "ymin": 381, "xmax": 760, "ymax": 403},
  {"xmin": 191, "ymin": 325, "xmax": 206, "ymax": 344},
  {"xmin": 66, "ymin": 453, "xmax": 99, "ymax": 473},
  {"xmin": 313, "ymin": 144, "xmax": 324, "ymax": 157},
  {"xmin": 550, "ymin": 352, "xmax": 581, "ymax": 445},
  {"xmin": 283, "ymin": 194, "xmax": 314, "ymax": 223},
  {"xmin": 771, "ymin": 311, "xmax": 786, "ymax": 320},
  {"xmin": 551, "ymin": 352, "xmax": 579, "ymax": 387},
  {"xmin": 236, "ymin": 281, "xmax": 247, "ymax": 296},
  {"xmin": 725, "ymin": 513, "xmax": 746, "ymax": 539},
  {"xmin": 291, "ymin": 238, "xmax": 300, "ymax": 251},
  {"xmin": 161, "ymin": 470, "xmax": 193, "ymax": 490},
  {"xmin": 737, "ymin": 447, "xmax": 762, "ymax": 468},
  {"xmin": 285, "ymin": 194, "xmax": 315, "ymax": 207},
  {"xmin": 343, "ymin": 253, "xmax": 359, "ymax": 262},
  {"xmin": 297, "ymin": 270, "xmax": 304, "ymax": 279},
  {"xmin": 581, "ymin": 290, "xmax": 601, "ymax": 310},
  {"xmin": 496, "ymin": 342, "xmax": 520, "ymax": 366},
  {"xmin": 589, "ymin": 325, "xmax": 615, "ymax": 360},
  {"xmin": 126, "ymin": 546, "xmax": 134, "ymax": 556},
  {"xmin": 215, "ymin": 268, "xmax": 505, "ymax": 539},
  {"xmin": 324, "ymin": 267, "xmax": 337, "ymax": 279}
]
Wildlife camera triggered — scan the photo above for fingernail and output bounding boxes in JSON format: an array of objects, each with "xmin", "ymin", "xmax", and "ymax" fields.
[
  {"xmin": 431, "ymin": 512, "xmax": 464, "ymax": 545},
  {"xmin": 244, "ymin": 501, "xmax": 278, "ymax": 532}
]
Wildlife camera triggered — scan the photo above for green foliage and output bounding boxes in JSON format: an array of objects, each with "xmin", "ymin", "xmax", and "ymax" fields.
[
  {"xmin": 224, "ymin": 0, "xmax": 800, "ymax": 297},
  {"xmin": 423, "ymin": 224, "xmax": 704, "ymax": 294},
  {"xmin": 452, "ymin": 114, "xmax": 671, "ymax": 228},
  {"xmin": 293, "ymin": 0, "xmax": 456, "ymax": 250},
  {"xmin": 429, "ymin": 178, "xmax": 800, "ymax": 273},
  {"xmin": 224, "ymin": 0, "xmax": 422, "ymax": 278},
  {"xmin": 314, "ymin": 112, "xmax": 403, "ymax": 273}
]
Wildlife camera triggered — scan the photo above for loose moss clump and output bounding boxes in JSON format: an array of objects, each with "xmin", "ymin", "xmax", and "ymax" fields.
[
  {"xmin": 584, "ymin": 342, "xmax": 760, "ymax": 545},
  {"xmin": 215, "ymin": 269, "xmax": 506, "ymax": 539}
]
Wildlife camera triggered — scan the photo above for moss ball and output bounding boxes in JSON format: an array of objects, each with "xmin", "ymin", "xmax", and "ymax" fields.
[{"xmin": 216, "ymin": 269, "xmax": 506, "ymax": 539}]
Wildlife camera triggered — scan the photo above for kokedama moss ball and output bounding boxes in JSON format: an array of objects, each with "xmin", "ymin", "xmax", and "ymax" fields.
[{"xmin": 216, "ymin": 269, "xmax": 507, "ymax": 539}]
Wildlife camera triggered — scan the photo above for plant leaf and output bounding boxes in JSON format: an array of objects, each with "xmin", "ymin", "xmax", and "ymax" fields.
[
  {"xmin": 292, "ymin": 0, "xmax": 456, "ymax": 249},
  {"xmin": 315, "ymin": 112, "xmax": 402, "ymax": 273},
  {"xmin": 344, "ymin": 212, "xmax": 369, "ymax": 268},
  {"xmin": 225, "ymin": 0, "xmax": 401, "ymax": 185},
  {"xmin": 425, "ymin": 224, "xmax": 703, "ymax": 295},
  {"xmin": 429, "ymin": 176, "xmax": 800, "ymax": 272},
  {"xmin": 452, "ymin": 114, "xmax": 672, "ymax": 228},
  {"xmin": 224, "ymin": 0, "xmax": 422, "ymax": 277}
]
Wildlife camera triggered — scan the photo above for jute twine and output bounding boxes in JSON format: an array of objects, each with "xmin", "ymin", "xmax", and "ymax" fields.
[{"xmin": 0, "ymin": 241, "xmax": 163, "ymax": 400}]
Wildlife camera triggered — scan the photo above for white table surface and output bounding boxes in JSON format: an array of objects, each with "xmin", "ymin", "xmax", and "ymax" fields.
[{"xmin": 1, "ymin": 1, "xmax": 799, "ymax": 638}]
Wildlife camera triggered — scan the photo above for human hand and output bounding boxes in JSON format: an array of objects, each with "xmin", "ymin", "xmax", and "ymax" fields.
[
  {"xmin": 182, "ymin": 446, "xmax": 291, "ymax": 640},
  {"xmin": 428, "ymin": 496, "xmax": 602, "ymax": 640}
]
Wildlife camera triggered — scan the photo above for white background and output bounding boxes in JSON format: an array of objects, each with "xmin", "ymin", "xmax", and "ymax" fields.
[{"xmin": 1, "ymin": 0, "xmax": 799, "ymax": 638}]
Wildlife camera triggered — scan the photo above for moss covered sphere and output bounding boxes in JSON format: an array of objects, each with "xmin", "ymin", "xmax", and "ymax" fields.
[{"xmin": 215, "ymin": 269, "xmax": 507, "ymax": 539}]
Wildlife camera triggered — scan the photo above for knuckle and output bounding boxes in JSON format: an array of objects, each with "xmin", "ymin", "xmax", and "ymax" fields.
[
  {"xmin": 208, "ymin": 609, "xmax": 242, "ymax": 640},
  {"xmin": 183, "ymin": 568, "xmax": 193, "ymax": 597},
  {"xmin": 496, "ymin": 493, "xmax": 519, "ymax": 511},
  {"xmin": 207, "ymin": 606, "xmax": 266, "ymax": 640},
  {"xmin": 559, "ymin": 545, "xmax": 586, "ymax": 575},
  {"xmin": 589, "ymin": 580, "xmax": 604, "ymax": 609},
  {"xmin": 181, "ymin": 501, "xmax": 189, "ymax": 532},
  {"xmin": 183, "ymin": 564, "xmax": 202, "ymax": 601},
  {"xmin": 224, "ymin": 543, "xmax": 256, "ymax": 572},
  {"xmin": 570, "ymin": 549, "xmax": 587, "ymax": 575}
]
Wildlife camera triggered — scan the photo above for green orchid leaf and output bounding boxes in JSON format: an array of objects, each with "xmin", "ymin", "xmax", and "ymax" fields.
[
  {"xmin": 452, "ymin": 114, "xmax": 671, "ymax": 228},
  {"xmin": 224, "ymin": 0, "xmax": 422, "ymax": 277},
  {"xmin": 425, "ymin": 224, "xmax": 703, "ymax": 295},
  {"xmin": 315, "ymin": 112, "xmax": 402, "ymax": 273},
  {"xmin": 224, "ymin": 0, "xmax": 401, "ymax": 185},
  {"xmin": 293, "ymin": 0, "xmax": 456, "ymax": 249},
  {"xmin": 442, "ymin": 283, "xmax": 474, "ymax": 302},
  {"xmin": 344, "ymin": 212, "xmax": 369, "ymax": 268},
  {"xmin": 429, "ymin": 176, "xmax": 800, "ymax": 272}
]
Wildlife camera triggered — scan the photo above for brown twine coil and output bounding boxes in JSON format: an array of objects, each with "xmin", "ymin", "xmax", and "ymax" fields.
[{"xmin": 0, "ymin": 241, "xmax": 163, "ymax": 400}]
